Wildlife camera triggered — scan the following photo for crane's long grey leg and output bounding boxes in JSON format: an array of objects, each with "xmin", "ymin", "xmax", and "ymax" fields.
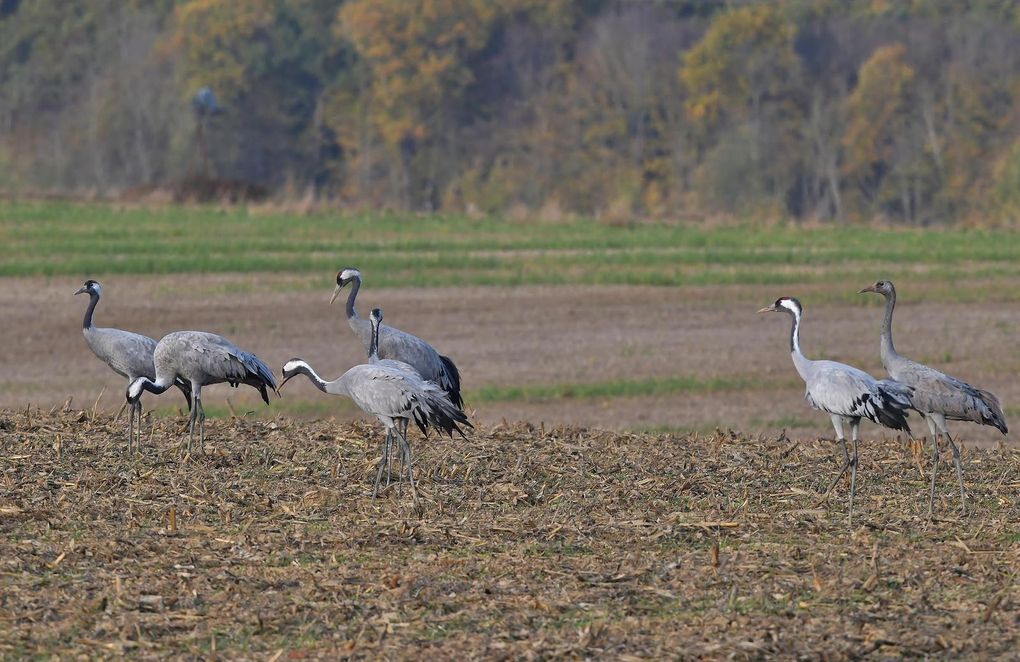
[
  {"xmin": 946, "ymin": 435, "xmax": 966, "ymax": 516},
  {"xmin": 933, "ymin": 413, "xmax": 966, "ymax": 515},
  {"xmin": 137, "ymin": 400, "xmax": 146, "ymax": 454},
  {"xmin": 398, "ymin": 419, "xmax": 408, "ymax": 484},
  {"xmin": 133, "ymin": 401, "xmax": 142, "ymax": 454},
  {"xmin": 384, "ymin": 429, "xmax": 394, "ymax": 487},
  {"xmin": 127, "ymin": 401, "xmax": 133, "ymax": 455},
  {"xmin": 848, "ymin": 419, "xmax": 861, "ymax": 527},
  {"xmin": 373, "ymin": 428, "xmax": 392, "ymax": 499},
  {"xmin": 926, "ymin": 415, "xmax": 940, "ymax": 519},
  {"xmin": 397, "ymin": 422, "xmax": 420, "ymax": 509},
  {"xmin": 198, "ymin": 396, "xmax": 206, "ymax": 453},
  {"xmin": 187, "ymin": 387, "xmax": 201, "ymax": 455},
  {"xmin": 820, "ymin": 415, "xmax": 851, "ymax": 500},
  {"xmin": 389, "ymin": 420, "xmax": 409, "ymax": 495}
]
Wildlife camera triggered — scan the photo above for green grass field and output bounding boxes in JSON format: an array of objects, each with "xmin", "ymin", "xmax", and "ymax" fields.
[{"xmin": 2, "ymin": 201, "xmax": 1020, "ymax": 299}]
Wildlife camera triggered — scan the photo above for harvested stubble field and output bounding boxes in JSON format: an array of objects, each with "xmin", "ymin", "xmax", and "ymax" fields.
[{"xmin": 2, "ymin": 408, "xmax": 1018, "ymax": 659}]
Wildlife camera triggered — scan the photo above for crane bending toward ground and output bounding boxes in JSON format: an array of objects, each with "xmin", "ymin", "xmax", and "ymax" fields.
[
  {"xmin": 126, "ymin": 331, "xmax": 278, "ymax": 453},
  {"xmin": 75, "ymin": 280, "xmax": 191, "ymax": 453},
  {"xmin": 280, "ymin": 310, "xmax": 470, "ymax": 506},
  {"xmin": 859, "ymin": 280, "xmax": 1007, "ymax": 517},
  {"xmin": 759, "ymin": 297, "xmax": 914, "ymax": 524},
  {"xmin": 330, "ymin": 267, "xmax": 463, "ymax": 408}
]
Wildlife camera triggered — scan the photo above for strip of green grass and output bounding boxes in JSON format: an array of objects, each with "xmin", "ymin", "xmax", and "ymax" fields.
[
  {"xmin": 2, "ymin": 201, "xmax": 1019, "ymax": 290},
  {"xmin": 144, "ymin": 374, "xmax": 799, "ymax": 421},
  {"xmin": 469, "ymin": 374, "xmax": 798, "ymax": 403}
]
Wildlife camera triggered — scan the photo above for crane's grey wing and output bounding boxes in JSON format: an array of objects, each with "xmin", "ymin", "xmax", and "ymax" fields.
[
  {"xmin": 86, "ymin": 327, "xmax": 158, "ymax": 380},
  {"xmin": 893, "ymin": 359, "xmax": 1007, "ymax": 433},
  {"xmin": 340, "ymin": 365, "xmax": 470, "ymax": 437},
  {"xmin": 339, "ymin": 364, "xmax": 423, "ymax": 417},
  {"xmin": 166, "ymin": 331, "xmax": 278, "ymax": 402},
  {"xmin": 372, "ymin": 357, "xmax": 421, "ymax": 375},
  {"xmin": 806, "ymin": 361, "xmax": 912, "ymax": 432},
  {"xmin": 371, "ymin": 361, "xmax": 468, "ymax": 433}
]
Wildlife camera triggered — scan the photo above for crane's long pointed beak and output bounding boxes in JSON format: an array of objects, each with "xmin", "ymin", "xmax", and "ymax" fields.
[
  {"xmin": 74, "ymin": 286, "xmax": 88, "ymax": 295},
  {"xmin": 858, "ymin": 285, "xmax": 877, "ymax": 294},
  {"xmin": 757, "ymin": 305, "xmax": 775, "ymax": 314},
  {"xmin": 329, "ymin": 284, "xmax": 343, "ymax": 305},
  {"xmin": 279, "ymin": 374, "xmax": 296, "ymax": 392}
]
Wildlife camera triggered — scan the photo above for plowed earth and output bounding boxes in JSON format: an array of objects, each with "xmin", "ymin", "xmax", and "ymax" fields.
[{"xmin": 3, "ymin": 277, "xmax": 1018, "ymax": 445}]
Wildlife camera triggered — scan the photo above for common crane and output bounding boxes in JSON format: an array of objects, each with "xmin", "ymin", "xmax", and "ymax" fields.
[
  {"xmin": 126, "ymin": 331, "xmax": 278, "ymax": 453},
  {"xmin": 75, "ymin": 280, "xmax": 191, "ymax": 453},
  {"xmin": 860, "ymin": 280, "xmax": 1007, "ymax": 516},
  {"xmin": 368, "ymin": 307, "xmax": 423, "ymax": 483},
  {"xmin": 759, "ymin": 297, "xmax": 914, "ymax": 524},
  {"xmin": 330, "ymin": 267, "xmax": 463, "ymax": 408},
  {"xmin": 280, "ymin": 312, "xmax": 470, "ymax": 506}
]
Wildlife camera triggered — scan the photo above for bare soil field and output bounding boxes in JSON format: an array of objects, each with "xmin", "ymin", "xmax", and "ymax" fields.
[
  {"xmin": 1, "ymin": 275, "xmax": 1017, "ymax": 445},
  {"xmin": 1, "ymin": 408, "xmax": 1017, "ymax": 658}
]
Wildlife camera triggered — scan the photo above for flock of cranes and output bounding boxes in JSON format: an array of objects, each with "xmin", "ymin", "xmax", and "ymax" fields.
[
  {"xmin": 759, "ymin": 281, "xmax": 1007, "ymax": 523},
  {"xmin": 75, "ymin": 271, "xmax": 1007, "ymax": 523},
  {"xmin": 78, "ymin": 268, "xmax": 469, "ymax": 507}
]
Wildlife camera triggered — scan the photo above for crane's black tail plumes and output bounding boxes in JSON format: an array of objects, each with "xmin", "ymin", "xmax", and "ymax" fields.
[
  {"xmin": 868, "ymin": 381, "xmax": 913, "ymax": 434},
  {"xmin": 237, "ymin": 350, "xmax": 279, "ymax": 404},
  {"xmin": 411, "ymin": 390, "xmax": 472, "ymax": 439},
  {"xmin": 976, "ymin": 389, "xmax": 1008, "ymax": 434},
  {"xmin": 175, "ymin": 378, "xmax": 193, "ymax": 411},
  {"xmin": 439, "ymin": 354, "xmax": 463, "ymax": 409}
]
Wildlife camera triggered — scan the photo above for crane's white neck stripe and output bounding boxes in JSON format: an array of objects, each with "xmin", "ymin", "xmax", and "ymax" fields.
[
  {"xmin": 786, "ymin": 305, "xmax": 803, "ymax": 356},
  {"xmin": 283, "ymin": 359, "xmax": 311, "ymax": 373}
]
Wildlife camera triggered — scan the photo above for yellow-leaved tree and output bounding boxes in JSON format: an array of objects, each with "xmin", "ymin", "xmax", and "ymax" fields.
[
  {"xmin": 842, "ymin": 44, "xmax": 923, "ymax": 221},
  {"xmin": 337, "ymin": 0, "xmax": 506, "ymax": 207},
  {"xmin": 679, "ymin": 4, "xmax": 802, "ymax": 214},
  {"xmin": 167, "ymin": 0, "xmax": 276, "ymax": 102}
]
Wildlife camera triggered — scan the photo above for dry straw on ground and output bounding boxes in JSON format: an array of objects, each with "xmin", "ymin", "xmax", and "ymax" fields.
[{"xmin": 1, "ymin": 407, "xmax": 1018, "ymax": 658}]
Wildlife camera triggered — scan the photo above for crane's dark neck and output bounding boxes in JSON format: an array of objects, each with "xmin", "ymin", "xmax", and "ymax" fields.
[
  {"xmin": 346, "ymin": 277, "xmax": 361, "ymax": 320},
  {"xmin": 369, "ymin": 317, "xmax": 380, "ymax": 360},
  {"xmin": 292, "ymin": 364, "xmax": 330, "ymax": 393},
  {"xmin": 880, "ymin": 290, "xmax": 898, "ymax": 359},
  {"xmin": 128, "ymin": 376, "xmax": 173, "ymax": 404},
  {"xmin": 82, "ymin": 291, "xmax": 100, "ymax": 330}
]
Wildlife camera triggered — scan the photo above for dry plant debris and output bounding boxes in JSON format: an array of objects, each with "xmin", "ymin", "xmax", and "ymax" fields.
[{"xmin": 1, "ymin": 408, "xmax": 1018, "ymax": 659}]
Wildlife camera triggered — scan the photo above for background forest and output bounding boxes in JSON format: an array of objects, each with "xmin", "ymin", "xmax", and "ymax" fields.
[{"xmin": 3, "ymin": 0, "xmax": 1020, "ymax": 225}]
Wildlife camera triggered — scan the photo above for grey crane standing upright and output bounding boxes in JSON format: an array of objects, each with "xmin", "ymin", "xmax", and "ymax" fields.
[
  {"xmin": 368, "ymin": 307, "xmax": 425, "ymax": 483},
  {"xmin": 280, "ymin": 311, "xmax": 470, "ymax": 506},
  {"xmin": 75, "ymin": 280, "xmax": 191, "ymax": 453},
  {"xmin": 860, "ymin": 280, "xmax": 1007, "ymax": 516},
  {"xmin": 759, "ymin": 297, "xmax": 914, "ymax": 524},
  {"xmin": 126, "ymin": 331, "xmax": 278, "ymax": 453},
  {"xmin": 330, "ymin": 267, "xmax": 463, "ymax": 408}
]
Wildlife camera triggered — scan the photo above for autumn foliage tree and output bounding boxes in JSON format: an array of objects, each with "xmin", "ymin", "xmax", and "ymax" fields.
[
  {"xmin": 337, "ymin": 0, "xmax": 505, "ymax": 209},
  {"xmin": 679, "ymin": 4, "xmax": 802, "ymax": 214},
  {"xmin": 3, "ymin": 0, "xmax": 1020, "ymax": 224},
  {"xmin": 841, "ymin": 44, "xmax": 923, "ymax": 221}
]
